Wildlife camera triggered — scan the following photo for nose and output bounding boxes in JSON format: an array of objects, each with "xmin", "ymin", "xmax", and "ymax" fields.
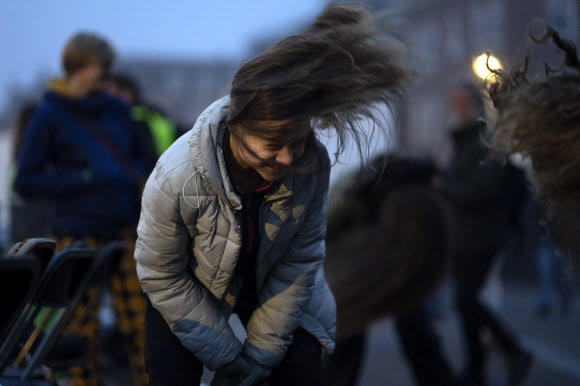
[{"xmin": 275, "ymin": 146, "xmax": 294, "ymax": 166}]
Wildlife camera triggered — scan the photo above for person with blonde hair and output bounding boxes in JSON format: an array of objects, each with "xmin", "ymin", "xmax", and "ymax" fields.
[
  {"xmin": 134, "ymin": 4, "xmax": 412, "ymax": 385},
  {"xmin": 487, "ymin": 22, "xmax": 580, "ymax": 261}
]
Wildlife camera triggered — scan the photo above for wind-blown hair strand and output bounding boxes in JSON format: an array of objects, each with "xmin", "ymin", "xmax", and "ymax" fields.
[
  {"xmin": 226, "ymin": 3, "xmax": 413, "ymax": 164},
  {"xmin": 486, "ymin": 22, "xmax": 580, "ymax": 261}
]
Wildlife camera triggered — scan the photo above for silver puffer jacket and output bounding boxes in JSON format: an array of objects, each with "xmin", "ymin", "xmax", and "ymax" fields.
[{"xmin": 134, "ymin": 97, "xmax": 336, "ymax": 371}]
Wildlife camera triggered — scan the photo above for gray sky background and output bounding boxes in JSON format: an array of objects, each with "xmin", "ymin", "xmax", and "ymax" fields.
[
  {"xmin": 0, "ymin": 0, "xmax": 391, "ymax": 186},
  {"xmin": 0, "ymin": 0, "xmax": 327, "ymax": 111}
]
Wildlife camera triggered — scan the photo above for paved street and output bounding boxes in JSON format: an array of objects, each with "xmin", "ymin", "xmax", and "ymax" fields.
[
  {"xmin": 102, "ymin": 277, "xmax": 579, "ymax": 386},
  {"xmin": 356, "ymin": 280, "xmax": 580, "ymax": 386}
]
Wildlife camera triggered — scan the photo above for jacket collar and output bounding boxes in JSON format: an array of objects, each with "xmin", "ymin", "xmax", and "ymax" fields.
[
  {"xmin": 45, "ymin": 78, "xmax": 110, "ymax": 116},
  {"xmin": 189, "ymin": 96, "xmax": 300, "ymax": 211},
  {"xmin": 189, "ymin": 97, "xmax": 242, "ymax": 209}
]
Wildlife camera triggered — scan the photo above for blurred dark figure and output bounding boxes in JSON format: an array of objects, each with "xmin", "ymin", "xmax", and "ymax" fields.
[
  {"xmin": 323, "ymin": 153, "xmax": 455, "ymax": 386},
  {"xmin": 486, "ymin": 23, "xmax": 580, "ymax": 261},
  {"xmin": 524, "ymin": 195, "xmax": 574, "ymax": 318},
  {"xmin": 106, "ymin": 73, "xmax": 178, "ymax": 173},
  {"xmin": 440, "ymin": 82, "xmax": 533, "ymax": 386},
  {"xmin": 9, "ymin": 101, "xmax": 50, "ymax": 247},
  {"xmin": 13, "ymin": 31, "xmax": 150, "ymax": 386}
]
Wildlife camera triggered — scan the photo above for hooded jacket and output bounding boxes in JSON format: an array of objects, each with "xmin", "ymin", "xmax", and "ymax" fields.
[{"xmin": 134, "ymin": 97, "xmax": 336, "ymax": 371}]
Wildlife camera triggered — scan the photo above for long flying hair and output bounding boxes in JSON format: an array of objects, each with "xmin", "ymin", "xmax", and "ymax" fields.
[
  {"xmin": 486, "ymin": 22, "xmax": 580, "ymax": 260},
  {"xmin": 325, "ymin": 154, "xmax": 452, "ymax": 337},
  {"xmin": 226, "ymin": 3, "xmax": 413, "ymax": 164}
]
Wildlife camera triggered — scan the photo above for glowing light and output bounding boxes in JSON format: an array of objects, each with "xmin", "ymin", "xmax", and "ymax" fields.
[{"xmin": 472, "ymin": 53, "xmax": 502, "ymax": 80}]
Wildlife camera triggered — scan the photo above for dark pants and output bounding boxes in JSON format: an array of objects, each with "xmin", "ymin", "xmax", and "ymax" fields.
[
  {"xmin": 322, "ymin": 330, "xmax": 367, "ymax": 386},
  {"xmin": 323, "ymin": 303, "xmax": 456, "ymax": 386},
  {"xmin": 145, "ymin": 299, "xmax": 323, "ymax": 386},
  {"xmin": 395, "ymin": 304, "xmax": 456, "ymax": 386},
  {"xmin": 453, "ymin": 249, "xmax": 522, "ymax": 381}
]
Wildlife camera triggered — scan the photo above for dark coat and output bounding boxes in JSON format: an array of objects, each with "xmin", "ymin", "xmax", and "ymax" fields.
[
  {"xmin": 14, "ymin": 87, "xmax": 149, "ymax": 238},
  {"xmin": 441, "ymin": 122, "xmax": 513, "ymax": 257}
]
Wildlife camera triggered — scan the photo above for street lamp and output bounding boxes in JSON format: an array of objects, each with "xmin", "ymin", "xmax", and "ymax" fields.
[{"xmin": 472, "ymin": 53, "xmax": 502, "ymax": 80}]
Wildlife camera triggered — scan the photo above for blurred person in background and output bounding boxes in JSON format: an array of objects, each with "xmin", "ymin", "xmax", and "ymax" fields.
[
  {"xmin": 133, "ymin": 4, "xmax": 413, "ymax": 386},
  {"xmin": 527, "ymin": 196, "xmax": 574, "ymax": 318},
  {"xmin": 13, "ymin": 31, "xmax": 150, "ymax": 386},
  {"xmin": 106, "ymin": 72, "xmax": 178, "ymax": 174},
  {"xmin": 322, "ymin": 152, "xmax": 456, "ymax": 386},
  {"xmin": 440, "ymin": 82, "xmax": 533, "ymax": 386}
]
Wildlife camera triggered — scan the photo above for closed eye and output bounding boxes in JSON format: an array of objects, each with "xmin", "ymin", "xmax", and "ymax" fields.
[{"xmin": 266, "ymin": 138, "xmax": 307, "ymax": 151}]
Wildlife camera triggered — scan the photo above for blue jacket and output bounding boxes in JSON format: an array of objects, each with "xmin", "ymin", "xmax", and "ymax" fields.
[{"xmin": 14, "ymin": 83, "xmax": 149, "ymax": 238}]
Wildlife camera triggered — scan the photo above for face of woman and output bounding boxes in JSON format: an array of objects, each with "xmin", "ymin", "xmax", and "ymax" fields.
[{"xmin": 230, "ymin": 119, "xmax": 311, "ymax": 182}]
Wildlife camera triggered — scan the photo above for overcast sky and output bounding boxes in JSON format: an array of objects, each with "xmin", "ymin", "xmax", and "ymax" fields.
[
  {"xmin": 0, "ymin": 0, "xmax": 392, "ymax": 184},
  {"xmin": 0, "ymin": 0, "xmax": 327, "ymax": 111}
]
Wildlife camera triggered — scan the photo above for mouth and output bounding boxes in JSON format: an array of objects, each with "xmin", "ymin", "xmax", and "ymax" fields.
[
  {"xmin": 263, "ymin": 162, "xmax": 288, "ymax": 170},
  {"xmin": 262, "ymin": 165, "xmax": 288, "ymax": 179}
]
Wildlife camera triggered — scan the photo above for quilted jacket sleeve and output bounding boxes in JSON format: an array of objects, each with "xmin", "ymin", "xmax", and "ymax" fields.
[
  {"xmin": 134, "ymin": 163, "xmax": 242, "ymax": 370},
  {"xmin": 243, "ymin": 149, "xmax": 331, "ymax": 368}
]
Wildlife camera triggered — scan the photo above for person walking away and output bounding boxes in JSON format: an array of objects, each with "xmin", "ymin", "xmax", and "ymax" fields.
[
  {"xmin": 13, "ymin": 32, "xmax": 151, "ymax": 386},
  {"xmin": 322, "ymin": 153, "xmax": 456, "ymax": 386},
  {"xmin": 440, "ymin": 82, "xmax": 533, "ymax": 386}
]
